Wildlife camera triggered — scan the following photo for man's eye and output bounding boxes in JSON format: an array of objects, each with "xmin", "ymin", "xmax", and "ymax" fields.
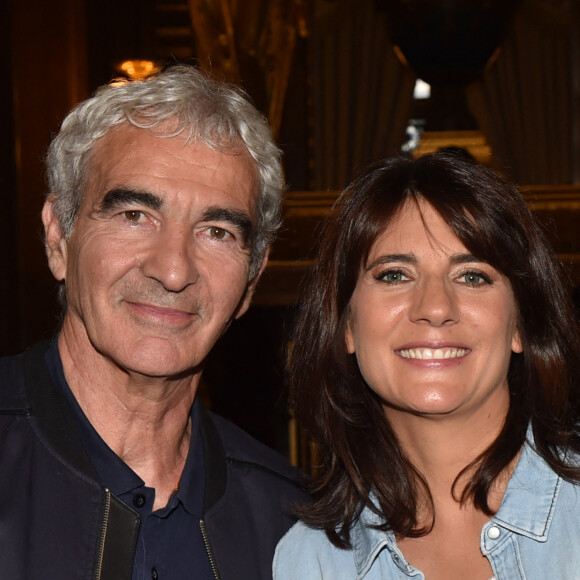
[
  {"xmin": 123, "ymin": 210, "xmax": 143, "ymax": 222},
  {"xmin": 209, "ymin": 227, "xmax": 229, "ymax": 240}
]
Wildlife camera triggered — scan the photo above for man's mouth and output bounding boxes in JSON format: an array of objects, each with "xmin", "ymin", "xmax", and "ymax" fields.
[
  {"xmin": 137, "ymin": 303, "xmax": 192, "ymax": 315},
  {"xmin": 397, "ymin": 347, "xmax": 469, "ymax": 360},
  {"xmin": 125, "ymin": 300, "xmax": 197, "ymax": 320}
]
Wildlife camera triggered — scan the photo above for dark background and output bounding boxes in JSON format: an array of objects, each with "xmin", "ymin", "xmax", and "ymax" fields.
[{"xmin": 3, "ymin": 0, "xmax": 579, "ymax": 455}]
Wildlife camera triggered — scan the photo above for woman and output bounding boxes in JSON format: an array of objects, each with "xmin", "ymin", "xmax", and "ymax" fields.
[{"xmin": 274, "ymin": 151, "xmax": 580, "ymax": 579}]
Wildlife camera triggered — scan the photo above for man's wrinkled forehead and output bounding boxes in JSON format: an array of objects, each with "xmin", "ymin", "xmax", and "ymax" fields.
[{"xmin": 81, "ymin": 123, "xmax": 260, "ymax": 212}]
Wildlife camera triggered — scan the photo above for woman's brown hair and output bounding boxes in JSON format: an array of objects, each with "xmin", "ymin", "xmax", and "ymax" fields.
[{"xmin": 290, "ymin": 151, "xmax": 580, "ymax": 548}]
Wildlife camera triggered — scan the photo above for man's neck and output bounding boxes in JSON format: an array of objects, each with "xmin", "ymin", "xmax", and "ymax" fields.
[{"xmin": 57, "ymin": 330, "xmax": 199, "ymax": 509}]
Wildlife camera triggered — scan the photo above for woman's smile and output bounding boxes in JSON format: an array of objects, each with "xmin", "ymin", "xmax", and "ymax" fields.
[{"xmin": 397, "ymin": 347, "xmax": 470, "ymax": 360}]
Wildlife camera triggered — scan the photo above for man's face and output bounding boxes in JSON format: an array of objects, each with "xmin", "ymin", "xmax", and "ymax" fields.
[{"xmin": 44, "ymin": 124, "xmax": 263, "ymax": 379}]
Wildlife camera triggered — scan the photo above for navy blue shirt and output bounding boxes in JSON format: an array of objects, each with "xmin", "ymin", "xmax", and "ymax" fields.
[{"xmin": 45, "ymin": 340, "xmax": 215, "ymax": 580}]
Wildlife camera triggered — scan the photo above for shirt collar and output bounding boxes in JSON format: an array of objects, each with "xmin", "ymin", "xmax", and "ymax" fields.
[
  {"xmin": 486, "ymin": 434, "xmax": 561, "ymax": 542},
  {"xmin": 351, "ymin": 501, "xmax": 410, "ymax": 577},
  {"xmin": 44, "ymin": 338, "xmax": 205, "ymax": 516},
  {"xmin": 349, "ymin": 430, "xmax": 563, "ymax": 576},
  {"xmin": 169, "ymin": 401, "xmax": 205, "ymax": 517}
]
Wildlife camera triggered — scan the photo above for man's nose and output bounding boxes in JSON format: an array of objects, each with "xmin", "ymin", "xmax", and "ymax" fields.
[
  {"xmin": 141, "ymin": 226, "xmax": 199, "ymax": 292},
  {"xmin": 408, "ymin": 276, "xmax": 460, "ymax": 327}
]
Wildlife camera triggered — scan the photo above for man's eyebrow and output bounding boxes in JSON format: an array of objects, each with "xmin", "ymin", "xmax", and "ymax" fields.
[
  {"xmin": 95, "ymin": 188, "xmax": 163, "ymax": 213},
  {"xmin": 202, "ymin": 207, "xmax": 254, "ymax": 246}
]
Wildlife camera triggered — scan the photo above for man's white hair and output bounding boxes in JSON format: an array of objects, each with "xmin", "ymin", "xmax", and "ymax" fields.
[{"xmin": 46, "ymin": 64, "xmax": 284, "ymax": 279}]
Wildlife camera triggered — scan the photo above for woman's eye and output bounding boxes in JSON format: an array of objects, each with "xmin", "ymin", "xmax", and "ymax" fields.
[
  {"xmin": 378, "ymin": 270, "xmax": 407, "ymax": 283},
  {"xmin": 460, "ymin": 271, "xmax": 490, "ymax": 286}
]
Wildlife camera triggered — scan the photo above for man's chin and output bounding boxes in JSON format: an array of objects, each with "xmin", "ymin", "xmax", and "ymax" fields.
[{"xmin": 100, "ymin": 339, "xmax": 206, "ymax": 381}]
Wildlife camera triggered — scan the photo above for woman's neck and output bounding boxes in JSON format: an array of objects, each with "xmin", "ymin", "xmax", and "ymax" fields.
[{"xmin": 385, "ymin": 405, "xmax": 509, "ymax": 507}]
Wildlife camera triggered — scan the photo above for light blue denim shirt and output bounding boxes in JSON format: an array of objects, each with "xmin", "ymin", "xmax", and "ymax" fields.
[{"xmin": 274, "ymin": 440, "xmax": 580, "ymax": 579}]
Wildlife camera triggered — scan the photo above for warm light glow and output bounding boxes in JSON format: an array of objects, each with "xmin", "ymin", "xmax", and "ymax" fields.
[
  {"xmin": 117, "ymin": 60, "xmax": 161, "ymax": 80},
  {"xmin": 413, "ymin": 79, "xmax": 431, "ymax": 100}
]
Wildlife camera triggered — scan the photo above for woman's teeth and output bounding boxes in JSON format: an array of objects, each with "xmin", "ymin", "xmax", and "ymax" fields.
[{"xmin": 398, "ymin": 348, "xmax": 468, "ymax": 360}]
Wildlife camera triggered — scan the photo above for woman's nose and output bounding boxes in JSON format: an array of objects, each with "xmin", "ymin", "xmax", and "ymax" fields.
[{"xmin": 408, "ymin": 276, "xmax": 460, "ymax": 326}]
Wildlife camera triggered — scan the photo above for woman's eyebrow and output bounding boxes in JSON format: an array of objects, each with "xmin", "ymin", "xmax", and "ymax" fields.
[
  {"xmin": 365, "ymin": 253, "xmax": 416, "ymax": 271},
  {"xmin": 448, "ymin": 253, "xmax": 484, "ymax": 265},
  {"xmin": 95, "ymin": 188, "xmax": 163, "ymax": 214},
  {"xmin": 365, "ymin": 252, "xmax": 486, "ymax": 271}
]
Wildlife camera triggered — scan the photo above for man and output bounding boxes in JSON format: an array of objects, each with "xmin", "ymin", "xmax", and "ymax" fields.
[{"xmin": 0, "ymin": 65, "xmax": 306, "ymax": 579}]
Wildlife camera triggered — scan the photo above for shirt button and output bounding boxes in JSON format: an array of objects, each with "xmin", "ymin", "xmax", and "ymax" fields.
[
  {"xmin": 151, "ymin": 567, "xmax": 158, "ymax": 579},
  {"xmin": 133, "ymin": 494, "xmax": 146, "ymax": 508},
  {"xmin": 487, "ymin": 525, "xmax": 501, "ymax": 539}
]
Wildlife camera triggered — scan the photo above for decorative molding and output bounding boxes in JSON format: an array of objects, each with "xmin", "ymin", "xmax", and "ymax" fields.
[
  {"xmin": 254, "ymin": 186, "xmax": 580, "ymax": 305},
  {"xmin": 413, "ymin": 130, "xmax": 492, "ymax": 164}
]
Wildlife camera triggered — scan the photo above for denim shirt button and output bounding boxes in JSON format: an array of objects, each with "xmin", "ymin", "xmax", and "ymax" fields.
[{"xmin": 487, "ymin": 525, "xmax": 501, "ymax": 539}]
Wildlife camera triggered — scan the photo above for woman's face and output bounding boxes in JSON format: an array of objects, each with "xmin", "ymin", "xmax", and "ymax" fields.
[{"xmin": 345, "ymin": 199, "xmax": 522, "ymax": 425}]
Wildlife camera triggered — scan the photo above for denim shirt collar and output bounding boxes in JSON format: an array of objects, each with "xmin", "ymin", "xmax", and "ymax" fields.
[
  {"xmin": 482, "ymin": 438, "xmax": 560, "ymax": 547},
  {"xmin": 351, "ymin": 505, "xmax": 394, "ymax": 577},
  {"xmin": 352, "ymin": 500, "xmax": 415, "ymax": 577},
  {"xmin": 350, "ymin": 436, "xmax": 562, "ymax": 577}
]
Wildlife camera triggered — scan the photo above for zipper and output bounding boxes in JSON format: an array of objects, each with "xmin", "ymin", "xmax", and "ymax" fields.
[
  {"xmin": 95, "ymin": 488, "xmax": 112, "ymax": 580},
  {"xmin": 200, "ymin": 519, "xmax": 221, "ymax": 580}
]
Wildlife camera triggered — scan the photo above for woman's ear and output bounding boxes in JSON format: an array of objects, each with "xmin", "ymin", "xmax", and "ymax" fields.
[
  {"xmin": 511, "ymin": 327, "xmax": 523, "ymax": 354},
  {"xmin": 345, "ymin": 313, "xmax": 356, "ymax": 354},
  {"xmin": 42, "ymin": 197, "xmax": 68, "ymax": 282}
]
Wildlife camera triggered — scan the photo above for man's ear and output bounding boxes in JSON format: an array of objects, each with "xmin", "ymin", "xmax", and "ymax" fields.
[
  {"xmin": 234, "ymin": 250, "xmax": 269, "ymax": 320},
  {"xmin": 41, "ymin": 197, "xmax": 68, "ymax": 282}
]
